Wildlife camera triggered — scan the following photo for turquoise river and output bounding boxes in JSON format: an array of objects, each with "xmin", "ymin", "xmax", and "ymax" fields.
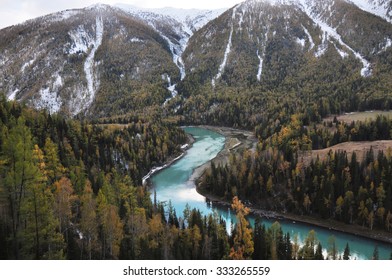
[{"xmin": 150, "ymin": 127, "xmax": 392, "ymax": 260}]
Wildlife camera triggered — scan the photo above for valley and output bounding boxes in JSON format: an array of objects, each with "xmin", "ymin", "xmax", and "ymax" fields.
[{"xmin": 1, "ymin": 0, "xmax": 392, "ymax": 260}]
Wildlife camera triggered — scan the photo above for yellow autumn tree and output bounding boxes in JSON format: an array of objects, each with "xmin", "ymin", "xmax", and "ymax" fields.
[{"xmin": 229, "ymin": 196, "xmax": 254, "ymax": 260}]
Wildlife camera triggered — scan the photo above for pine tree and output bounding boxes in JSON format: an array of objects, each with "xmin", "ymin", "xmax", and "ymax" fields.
[
  {"xmin": 252, "ymin": 219, "xmax": 267, "ymax": 260},
  {"xmin": 283, "ymin": 232, "xmax": 292, "ymax": 260},
  {"xmin": 372, "ymin": 245, "xmax": 379, "ymax": 260},
  {"xmin": 315, "ymin": 242, "xmax": 324, "ymax": 260},
  {"xmin": 343, "ymin": 243, "xmax": 351, "ymax": 260}
]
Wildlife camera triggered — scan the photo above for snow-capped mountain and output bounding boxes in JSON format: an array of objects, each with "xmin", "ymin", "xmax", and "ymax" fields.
[
  {"xmin": 116, "ymin": 4, "xmax": 227, "ymax": 34},
  {"xmin": 0, "ymin": 3, "xmax": 226, "ymax": 116},
  {"xmin": 1, "ymin": 1, "xmax": 392, "ymax": 118},
  {"xmin": 181, "ymin": 0, "xmax": 392, "ymax": 91},
  {"xmin": 116, "ymin": 4, "xmax": 226, "ymax": 101}
]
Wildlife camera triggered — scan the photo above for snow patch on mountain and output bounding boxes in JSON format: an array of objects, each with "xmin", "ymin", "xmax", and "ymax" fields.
[
  {"xmin": 302, "ymin": 25, "xmax": 315, "ymax": 50},
  {"xmin": 212, "ymin": 7, "xmax": 238, "ymax": 87},
  {"xmin": 21, "ymin": 56, "xmax": 36, "ymax": 72},
  {"xmin": 376, "ymin": 37, "xmax": 392, "ymax": 53},
  {"xmin": 349, "ymin": 0, "xmax": 392, "ymax": 23},
  {"xmin": 334, "ymin": 44, "xmax": 349, "ymax": 58},
  {"xmin": 68, "ymin": 25, "xmax": 93, "ymax": 54},
  {"xmin": 238, "ymin": 9, "xmax": 245, "ymax": 31},
  {"xmin": 51, "ymin": 10, "xmax": 80, "ymax": 22},
  {"xmin": 315, "ymin": 32, "xmax": 328, "ymax": 57},
  {"xmin": 117, "ymin": 4, "xmax": 225, "ymax": 83},
  {"xmin": 8, "ymin": 89, "xmax": 19, "ymax": 101},
  {"xmin": 252, "ymin": 0, "xmax": 295, "ymax": 6},
  {"xmin": 116, "ymin": 4, "xmax": 225, "ymax": 33},
  {"xmin": 130, "ymin": 38, "xmax": 144, "ymax": 43},
  {"xmin": 163, "ymin": 74, "xmax": 178, "ymax": 106},
  {"xmin": 118, "ymin": 5, "xmax": 190, "ymax": 81},
  {"xmin": 35, "ymin": 73, "xmax": 63, "ymax": 114},
  {"xmin": 159, "ymin": 32, "xmax": 187, "ymax": 80},
  {"xmin": 256, "ymin": 28, "xmax": 269, "ymax": 82},
  {"xmin": 296, "ymin": 37, "xmax": 306, "ymax": 47},
  {"xmin": 383, "ymin": 38, "xmax": 392, "ymax": 50},
  {"xmin": 298, "ymin": 0, "xmax": 372, "ymax": 77},
  {"xmin": 256, "ymin": 50, "xmax": 264, "ymax": 81},
  {"xmin": 82, "ymin": 16, "xmax": 103, "ymax": 114}
]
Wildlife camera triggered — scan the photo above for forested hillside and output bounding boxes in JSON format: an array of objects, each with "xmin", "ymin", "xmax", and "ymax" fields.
[
  {"xmin": 2, "ymin": 97, "xmax": 381, "ymax": 260},
  {"xmin": 200, "ymin": 114, "xmax": 392, "ymax": 234},
  {"xmin": 174, "ymin": 0, "xmax": 392, "ymax": 130}
]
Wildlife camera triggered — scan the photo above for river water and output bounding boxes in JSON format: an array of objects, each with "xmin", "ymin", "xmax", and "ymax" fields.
[{"xmin": 150, "ymin": 127, "xmax": 392, "ymax": 260}]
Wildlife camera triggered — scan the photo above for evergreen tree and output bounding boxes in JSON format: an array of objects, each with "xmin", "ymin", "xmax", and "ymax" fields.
[
  {"xmin": 283, "ymin": 232, "xmax": 292, "ymax": 260},
  {"xmin": 343, "ymin": 243, "xmax": 351, "ymax": 260},
  {"xmin": 372, "ymin": 245, "xmax": 379, "ymax": 260},
  {"xmin": 314, "ymin": 242, "xmax": 324, "ymax": 260},
  {"xmin": 252, "ymin": 219, "xmax": 267, "ymax": 259}
]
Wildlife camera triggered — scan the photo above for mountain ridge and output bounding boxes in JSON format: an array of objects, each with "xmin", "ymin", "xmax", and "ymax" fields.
[{"xmin": 0, "ymin": 1, "xmax": 392, "ymax": 119}]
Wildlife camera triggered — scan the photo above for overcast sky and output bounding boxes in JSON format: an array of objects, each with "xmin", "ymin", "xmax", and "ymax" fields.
[{"xmin": 0, "ymin": 0, "xmax": 242, "ymax": 29}]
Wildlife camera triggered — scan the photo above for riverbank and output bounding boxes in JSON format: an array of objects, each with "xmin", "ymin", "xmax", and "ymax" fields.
[
  {"xmin": 190, "ymin": 126, "xmax": 392, "ymax": 246},
  {"xmin": 142, "ymin": 132, "xmax": 195, "ymax": 185},
  {"xmin": 199, "ymin": 178, "xmax": 392, "ymax": 246},
  {"xmin": 189, "ymin": 125, "xmax": 257, "ymax": 182}
]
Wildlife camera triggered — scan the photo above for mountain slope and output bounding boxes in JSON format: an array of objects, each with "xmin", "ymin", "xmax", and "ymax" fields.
[
  {"xmin": 350, "ymin": 0, "xmax": 392, "ymax": 23},
  {"xmin": 1, "ymin": 1, "xmax": 392, "ymax": 121},
  {"xmin": 0, "ymin": 4, "xmax": 226, "ymax": 117},
  {"xmin": 116, "ymin": 4, "xmax": 226, "ymax": 103},
  {"xmin": 172, "ymin": 0, "xmax": 392, "ymax": 129},
  {"xmin": 0, "ymin": 5, "xmax": 180, "ymax": 117},
  {"xmin": 182, "ymin": 0, "xmax": 392, "ymax": 87}
]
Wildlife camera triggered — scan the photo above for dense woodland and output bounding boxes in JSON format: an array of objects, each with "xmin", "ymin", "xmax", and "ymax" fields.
[
  {"xmin": 201, "ymin": 116, "xmax": 392, "ymax": 233},
  {"xmin": 3, "ymin": 97, "xmax": 389, "ymax": 260}
]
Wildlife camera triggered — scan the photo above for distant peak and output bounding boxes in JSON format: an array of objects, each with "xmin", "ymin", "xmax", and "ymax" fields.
[
  {"xmin": 115, "ymin": 3, "xmax": 226, "ymax": 31},
  {"xmin": 86, "ymin": 3, "xmax": 112, "ymax": 11},
  {"xmin": 245, "ymin": 0, "xmax": 296, "ymax": 5}
]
